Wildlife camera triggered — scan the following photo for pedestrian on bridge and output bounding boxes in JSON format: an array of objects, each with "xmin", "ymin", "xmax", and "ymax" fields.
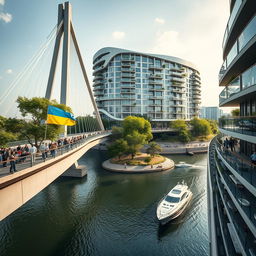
[
  {"xmin": 29, "ymin": 144, "xmax": 37, "ymax": 163},
  {"xmin": 9, "ymin": 151, "xmax": 17, "ymax": 173}
]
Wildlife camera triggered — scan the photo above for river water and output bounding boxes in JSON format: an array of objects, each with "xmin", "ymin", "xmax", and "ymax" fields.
[{"xmin": 0, "ymin": 150, "xmax": 209, "ymax": 256}]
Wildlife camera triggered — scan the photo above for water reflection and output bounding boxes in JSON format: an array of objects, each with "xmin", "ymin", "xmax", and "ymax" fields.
[{"xmin": 0, "ymin": 149, "xmax": 209, "ymax": 256}]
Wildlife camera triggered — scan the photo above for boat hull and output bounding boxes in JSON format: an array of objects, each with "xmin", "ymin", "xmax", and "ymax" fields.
[{"xmin": 158, "ymin": 193, "xmax": 192, "ymax": 225}]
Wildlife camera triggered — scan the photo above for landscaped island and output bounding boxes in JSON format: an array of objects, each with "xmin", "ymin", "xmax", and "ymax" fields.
[{"xmin": 103, "ymin": 116, "xmax": 174, "ymax": 173}]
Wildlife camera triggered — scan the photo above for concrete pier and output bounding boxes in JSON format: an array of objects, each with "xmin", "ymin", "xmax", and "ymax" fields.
[{"xmin": 61, "ymin": 162, "xmax": 87, "ymax": 178}]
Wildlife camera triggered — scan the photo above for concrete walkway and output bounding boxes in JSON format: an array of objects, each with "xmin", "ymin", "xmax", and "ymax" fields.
[
  {"xmin": 156, "ymin": 141, "xmax": 209, "ymax": 154},
  {"xmin": 102, "ymin": 157, "xmax": 175, "ymax": 173}
]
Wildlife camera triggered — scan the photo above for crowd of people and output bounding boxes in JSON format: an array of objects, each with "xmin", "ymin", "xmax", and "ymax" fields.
[
  {"xmin": 223, "ymin": 137, "xmax": 237, "ymax": 152},
  {"xmin": 0, "ymin": 134, "xmax": 88, "ymax": 174}
]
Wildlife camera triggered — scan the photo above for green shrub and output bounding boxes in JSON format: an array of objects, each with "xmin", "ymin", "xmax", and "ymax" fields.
[{"xmin": 144, "ymin": 157, "xmax": 151, "ymax": 163}]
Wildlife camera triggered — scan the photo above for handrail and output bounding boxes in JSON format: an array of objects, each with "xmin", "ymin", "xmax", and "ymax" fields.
[{"xmin": 0, "ymin": 132, "xmax": 108, "ymax": 190}]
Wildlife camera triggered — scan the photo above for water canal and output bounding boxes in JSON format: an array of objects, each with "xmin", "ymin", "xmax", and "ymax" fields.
[{"xmin": 0, "ymin": 150, "xmax": 209, "ymax": 256}]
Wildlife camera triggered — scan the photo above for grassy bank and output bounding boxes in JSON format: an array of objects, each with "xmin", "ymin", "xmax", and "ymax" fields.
[{"xmin": 110, "ymin": 153, "xmax": 165, "ymax": 166}]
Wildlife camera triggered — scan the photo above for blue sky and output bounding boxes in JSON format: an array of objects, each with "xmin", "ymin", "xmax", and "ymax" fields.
[{"xmin": 0, "ymin": 0, "xmax": 230, "ymax": 112}]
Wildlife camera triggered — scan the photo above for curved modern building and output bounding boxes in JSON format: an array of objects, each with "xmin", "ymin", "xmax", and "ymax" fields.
[
  {"xmin": 208, "ymin": 1, "xmax": 256, "ymax": 255},
  {"xmin": 92, "ymin": 47, "xmax": 201, "ymax": 127}
]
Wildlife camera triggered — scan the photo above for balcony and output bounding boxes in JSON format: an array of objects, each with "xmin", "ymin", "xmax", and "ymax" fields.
[
  {"xmin": 171, "ymin": 96, "xmax": 186, "ymax": 101},
  {"xmin": 215, "ymin": 167, "xmax": 256, "ymax": 255},
  {"xmin": 121, "ymin": 68, "xmax": 135, "ymax": 73},
  {"xmin": 219, "ymin": 116, "xmax": 256, "ymax": 137},
  {"xmin": 120, "ymin": 91, "xmax": 135, "ymax": 94},
  {"xmin": 219, "ymin": 15, "xmax": 256, "ymax": 86},
  {"xmin": 171, "ymin": 88, "xmax": 185, "ymax": 93},
  {"xmin": 149, "ymin": 96, "xmax": 163, "ymax": 99},
  {"xmin": 121, "ymin": 78, "xmax": 136, "ymax": 84},
  {"xmin": 148, "ymin": 87, "xmax": 164, "ymax": 91},
  {"xmin": 94, "ymin": 91, "xmax": 104, "ymax": 97},
  {"xmin": 93, "ymin": 80, "xmax": 104, "ymax": 86},
  {"xmin": 149, "ymin": 64, "xmax": 163, "ymax": 70},
  {"xmin": 149, "ymin": 74, "xmax": 163, "ymax": 79},
  {"xmin": 215, "ymin": 138, "xmax": 256, "ymax": 193},
  {"xmin": 193, "ymin": 95, "xmax": 201, "ymax": 99},
  {"xmin": 121, "ymin": 73, "xmax": 135, "ymax": 78},
  {"xmin": 93, "ymin": 74, "xmax": 103, "ymax": 82},
  {"xmin": 148, "ymin": 81, "xmax": 163, "ymax": 85},
  {"xmin": 171, "ymin": 83, "xmax": 185, "ymax": 89},
  {"xmin": 170, "ymin": 71, "xmax": 183, "ymax": 78},
  {"xmin": 192, "ymin": 99, "xmax": 201, "ymax": 104},
  {"xmin": 170, "ymin": 77, "xmax": 186, "ymax": 83},
  {"xmin": 121, "ymin": 56, "xmax": 135, "ymax": 62},
  {"xmin": 121, "ymin": 85, "xmax": 135, "ymax": 89},
  {"xmin": 93, "ymin": 85, "xmax": 104, "ymax": 91},
  {"xmin": 170, "ymin": 67, "xmax": 183, "ymax": 72},
  {"xmin": 214, "ymin": 148, "xmax": 256, "ymax": 240}
]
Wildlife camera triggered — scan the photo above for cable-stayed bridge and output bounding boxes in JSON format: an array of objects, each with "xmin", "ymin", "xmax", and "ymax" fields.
[{"xmin": 0, "ymin": 2, "xmax": 109, "ymax": 221}]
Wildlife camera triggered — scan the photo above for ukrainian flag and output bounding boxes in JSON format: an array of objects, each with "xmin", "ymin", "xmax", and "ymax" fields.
[{"xmin": 47, "ymin": 105, "xmax": 76, "ymax": 126}]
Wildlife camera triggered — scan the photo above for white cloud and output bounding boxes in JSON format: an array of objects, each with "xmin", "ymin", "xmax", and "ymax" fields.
[
  {"xmin": 0, "ymin": 0, "xmax": 5, "ymax": 6},
  {"xmin": 155, "ymin": 18, "xmax": 165, "ymax": 24},
  {"xmin": 6, "ymin": 69, "xmax": 13, "ymax": 74},
  {"xmin": 0, "ymin": 12, "xmax": 12, "ymax": 23},
  {"xmin": 112, "ymin": 31, "xmax": 125, "ymax": 40},
  {"xmin": 149, "ymin": 0, "xmax": 230, "ymax": 106}
]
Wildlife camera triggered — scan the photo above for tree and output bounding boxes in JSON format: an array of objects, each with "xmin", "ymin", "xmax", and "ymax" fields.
[
  {"xmin": 123, "ymin": 116, "xmax": 152, "ymax": 142},
  {"xmin": 16, "ymin": 97, "xmax": 73, "ymax": 148},
  {"xmin": 170, "ymin": 119, "xmax": 191, "ymax": 142},
  {"xmin": 0, "ymin": 115, "xmax": 7, "ymax": 129},
  {"xmin": 179, "ymin": 129, "xmax": 191, "ymax": 143},
  {"xmin": 190, "ymin": 118, "xmax": 211, "ymax": 137},
  {"xmin": 146, "ymin": 142, "xmax": 162, "ymax": 157},
  {"xmin": 0, "ymin": 130, "xmax": 17, "ymax": 147},
  {"xmin": 108, "ymin": 139, "xmax": 128, "ymax": 159},
  {"xmin": 207, "ymin": 119, "xmax": 219, "ymax": 134},
  {"xmin": 125, "ymin": 130, "xmax": 146, "ymax": 159},
  {"xmin": 231, "ymin": 109, "xmax": 240, "ymax": 117},
  {"xmin": 170, "ymin": 119, "xmax": 187, "ymax": 130},
  {"xmin": 110, "ymin": 126, "xmax": 123, "ymax": 140},
  {"xmin": 108, "ymin": 116, "xmax": 153, "ymax": 159}
]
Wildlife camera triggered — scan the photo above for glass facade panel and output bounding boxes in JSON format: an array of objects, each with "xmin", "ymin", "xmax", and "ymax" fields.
[
  {"xmin": 228, "ymin": 0, "xmax": 242, "ymax": 30},
  {"xmin": 226, "ymin": 41, "xmax": 238, "ymax": 66},
  {"xmin": 242, "ymin": 64, "xmax": 256, "ymax": 89},
  {"xmin": 238, "ymin": 15, "xmax": 256, "ymax": 51}
]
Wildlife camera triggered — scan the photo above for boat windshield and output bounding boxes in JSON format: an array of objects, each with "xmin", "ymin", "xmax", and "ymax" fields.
[
  {"xmin": 172, "ymin": 189, "xmax": 181, "ymax": 195},
  {"xmin": 165, "ymin": 195, "xmax": 180, "ymax": 203}
]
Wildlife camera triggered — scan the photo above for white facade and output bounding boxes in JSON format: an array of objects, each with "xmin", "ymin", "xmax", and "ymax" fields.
[{"xmin": 92, "ymin": 47, "xmax": 201, "ymax": 123}]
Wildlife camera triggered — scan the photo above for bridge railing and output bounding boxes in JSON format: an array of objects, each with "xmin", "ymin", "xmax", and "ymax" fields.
[{"xmin": 0, "ymin": 131, "xmax": 108, "ymax": 177}]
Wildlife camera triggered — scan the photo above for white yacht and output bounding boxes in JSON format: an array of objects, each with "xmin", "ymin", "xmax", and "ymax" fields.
[
  {"xmin": 156, "ymin": 182, "xmax": 193, "ymax": 224},
  {"xmin": 175, "ymin": 162, "xmax": 193, "ymax": 168}
]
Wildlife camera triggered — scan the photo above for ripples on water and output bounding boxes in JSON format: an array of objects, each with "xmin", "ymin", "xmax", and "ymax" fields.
[{"xmin": 0, "ymin": 150, "xmax": 209, "ymax": 256}]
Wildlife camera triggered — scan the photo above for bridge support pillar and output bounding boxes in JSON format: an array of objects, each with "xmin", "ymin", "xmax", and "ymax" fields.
[{"xmin": 61, "ymin": 161, "xmax": 87, "ymax": 178}]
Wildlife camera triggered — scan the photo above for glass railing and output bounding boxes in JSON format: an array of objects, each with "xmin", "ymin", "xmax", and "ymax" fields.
[
  {"xmin": 215, "ymin": 168, "xmax": 256, "ymax": 256},
  {"xmin": 222, "ymin": 0, "xmax": 243, "ymax": 49},
  {"xmin": 215, "ymin": 137, "xmax": 256, "ymax": 189},
  {"xmin": 219, "ymin": 85, "xmax": 240, "ymax": 104},
  {"xmin": 219, "ymin": 116, "xmax": 256, "ymax": 136},
  {"xmin": 219, "ymin": 15, "xmax": 256, "ymax": 81}
]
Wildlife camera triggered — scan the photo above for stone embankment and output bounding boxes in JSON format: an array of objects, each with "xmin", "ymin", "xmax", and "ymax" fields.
[{"xmin": 102, "ymin": 157, "xmax": 174, "ymax": 173}]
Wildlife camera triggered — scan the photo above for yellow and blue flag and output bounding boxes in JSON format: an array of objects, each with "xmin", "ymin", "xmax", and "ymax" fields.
[{"xmin": 46, "ymin": 105, "xmax": 76, "ymax": 126}]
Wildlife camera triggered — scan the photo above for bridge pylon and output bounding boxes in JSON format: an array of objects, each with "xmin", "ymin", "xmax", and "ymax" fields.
[{"xmin": 45, "ymin": 1, "xmax": 104, "ymax": 131}]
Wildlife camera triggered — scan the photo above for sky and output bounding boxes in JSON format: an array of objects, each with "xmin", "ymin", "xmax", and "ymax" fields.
[{"xmin": 0, "ymin": 0, "xmax": 230, "ymax": 113}]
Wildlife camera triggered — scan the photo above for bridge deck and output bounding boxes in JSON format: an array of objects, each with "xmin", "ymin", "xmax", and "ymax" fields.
[{"xmin": 0, "ymin": 132, "xmax": 109, "ymax": 221}]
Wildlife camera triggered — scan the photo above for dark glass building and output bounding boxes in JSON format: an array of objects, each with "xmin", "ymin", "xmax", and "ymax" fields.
[{"xmin": 208, "ymin": 0, "xmax": 256, "ymax": 255}]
